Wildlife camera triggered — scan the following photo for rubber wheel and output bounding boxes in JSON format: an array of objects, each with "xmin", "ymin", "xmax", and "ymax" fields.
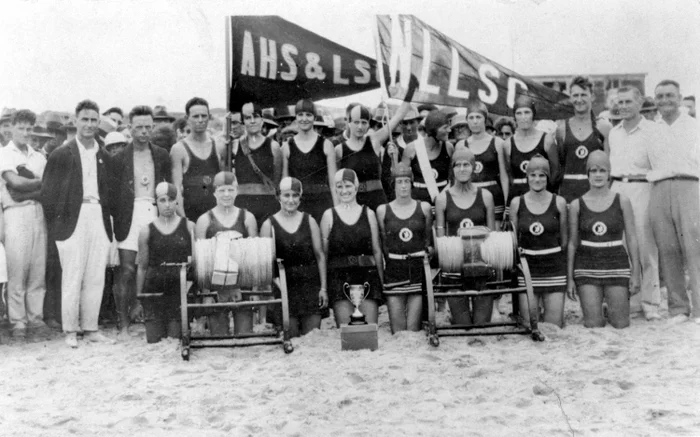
[
  {"xmin": 531, "ymin": 330, "xmax": 545, "ymax": 342},
  {"xmin": 283, "ymin": 341, "xmax": 294, "ymax": 354},
  {"xmin": 181, "ymin": 347, "xmax": 190, "ymax": 361},
  {"xmin": 429, "ymin": 335, "xmax": 440, "ymax": 347}
]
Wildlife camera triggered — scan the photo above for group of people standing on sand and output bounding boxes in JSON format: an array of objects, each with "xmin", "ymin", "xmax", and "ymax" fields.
[{"xmin": 0, "ymin": 75, "xmax": 698, "ymax": 348}]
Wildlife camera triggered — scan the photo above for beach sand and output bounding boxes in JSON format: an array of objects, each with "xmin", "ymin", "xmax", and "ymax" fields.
[{"xmin": 1, "ymin": 295, "xmax": 699, "ymax": 437}]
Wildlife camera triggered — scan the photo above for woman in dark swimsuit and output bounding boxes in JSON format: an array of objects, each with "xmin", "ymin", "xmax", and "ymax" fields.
[
  {"xmin": 320, "ymin": 169, "xmax": 384, "ymax": 327},
  {"xmin": 260, "ymin": 177, "xmax": 329, "ymax": 337},
  {"xmin": 135, "ymin": 182, "xmax": 194, "ymax": 342},
  {"xmin": 194, "ymin": 171, "xmax": 258, "ymax": 335}
]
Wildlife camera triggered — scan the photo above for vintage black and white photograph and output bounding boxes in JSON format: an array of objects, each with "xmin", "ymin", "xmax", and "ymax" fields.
[{"xmin": 1, "ymin": 0, "xmax": 699, "ymax": 435}]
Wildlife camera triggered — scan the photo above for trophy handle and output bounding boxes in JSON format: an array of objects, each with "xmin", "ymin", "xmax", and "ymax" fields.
[
  {"xmin": 343, "ymin": 282, "xmax": 350, "ymax": 301},
  {"xmin": 363, "ymin": 282, "xmax": 370, "ymax": 300}
]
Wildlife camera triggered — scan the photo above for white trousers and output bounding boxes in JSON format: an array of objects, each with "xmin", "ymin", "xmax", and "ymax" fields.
[
  {"xmin": 611, "ymin": 181, "xmax": 661, "ymax": 314},
  {"xmin": 5, "ymin": 203, "xmax": 46, "ymax": 329},
  {"xmin": 56, "ymin": 204, "xmax": 110, "ymax": 332}
]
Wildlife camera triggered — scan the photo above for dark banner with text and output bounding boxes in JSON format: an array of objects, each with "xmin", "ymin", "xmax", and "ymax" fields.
[
  {"xmin": 375, "ymin": 15, "xmax": 573, "ymax": 120},
  {"xmin": 227, "ymin": 16, "xmax": 381, "ymax": 112}
]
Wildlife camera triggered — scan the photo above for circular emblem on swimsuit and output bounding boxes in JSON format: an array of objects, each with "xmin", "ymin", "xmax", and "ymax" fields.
[
  {"xmin": 431, "ymin": 168, "xmax": 439, "ymax": 179},
  {"xmin": 203, "ymin": 175, "xmax": 212, "ymax": 185},
  {"xmin": 575, "ymin": 145, "xmax": 589, "ymax": 159},
  {"xmin": 140, "ymin": 175, "xmax": 150, "ymax": 187},
  {"xmin": 474, "ymin": 161, "xmax": 484, "ymax": 174},
  {"xmin": 519, "ymin": 160, "xmax": 529, "ymax": 174},
  {"xmin": 529, "ymin": 222, "xmax": 544, "ymax": 236},
  {"xmin": 592, "ymin": 221, "xmax": 608, "ymax": 236},
  {"xmin": 460, "ymin": 218, "xmax": 474, "ymax": 229},
  {"xmin": 399, "ymin": 227, "xmax": 414, "ymax": 242}
]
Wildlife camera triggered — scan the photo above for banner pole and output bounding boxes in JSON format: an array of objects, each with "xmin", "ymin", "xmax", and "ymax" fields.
[{"xmin": 225, "ymin": 16, "xmax": 232, "ymax": 171}]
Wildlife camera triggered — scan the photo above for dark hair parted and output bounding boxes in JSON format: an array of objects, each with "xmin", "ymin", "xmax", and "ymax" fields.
[
  {"xmin": 11, "ymin": 109, "xmax": 37, "ymax": 126},
  {"xmin": 103, "ymin": 107, "xmax": 124, "ymax": 117},
  {"xmin": 185, "ymin": 97, "xmax": 209, "ymax": 116},
  {"xmin": 655, "ymin": 79, "xmax": 680, "ymax": 91},
  {"xmin": 129, "ymin": 105, "xmax": 154, "ymax": 122},
  {"xmin": 75, "ymin": 99, "xmax": 100, "ymax": 116}
]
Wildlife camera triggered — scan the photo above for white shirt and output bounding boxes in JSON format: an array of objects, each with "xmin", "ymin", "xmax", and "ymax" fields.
[
  {"xmin": 608, "ymin": 118, "xmax": 659, "ymax": 177},
  {"xmin": 0, "ymin": 141, "xmax": 47, "ymax": 208},
  {"xmin": 649, "ymin": 112, "xmax": 700, "ymax": 181},
  {"xmin": 76, "ymin": 137, "xmax": 100, "ymax": 201}
]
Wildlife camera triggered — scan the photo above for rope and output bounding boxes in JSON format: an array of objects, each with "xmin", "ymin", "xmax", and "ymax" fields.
[
  {"xmin": 480, "ymin": 231, "xmax": 516, "ymax": 271},
  {"xmin": 194, "ymin": 233, "xmax": 275, "ymax": 289},
  {"xmin": 436, "ymin": 236, "xmax": 464, "ymax": 273}
]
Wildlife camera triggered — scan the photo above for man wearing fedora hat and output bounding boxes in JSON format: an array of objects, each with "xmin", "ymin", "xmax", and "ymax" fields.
[
  {"xmin": 0, "ymin": 109, "xmax": 49, "ymax": 339},
  {"xmin": 153, "ymin": 105, "xmax": 176, "ymax": 126},
  {"xmin": 42, "ymin": 99, "xmax": 116, "ymax": 347},
  {"xmin": 29, "ymin": 126, "xmax": 54, "ymax": 155}
]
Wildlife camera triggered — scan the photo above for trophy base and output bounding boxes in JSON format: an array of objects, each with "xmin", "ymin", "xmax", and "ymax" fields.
[
  {"xmin": 349, "ymin": 314, "xmax": 367, "ymax": 325},
  {"xmin": 341, "ymin": 323, "xmax": 378, "ymax": 351}
]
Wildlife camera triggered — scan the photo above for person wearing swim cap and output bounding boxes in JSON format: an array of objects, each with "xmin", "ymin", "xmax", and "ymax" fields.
[
  {"xmin": 555, "ymin": 76, "xmax": 611, "ymax": 203},
  {"xmin": 504, "ymin": 95, "xmax": 559, "ymax": 204},
  {"xmin": 510, "ymin": 154, "xmax": 568, "ymax": 328},
  {"xmin": 320, "ymin": 169, "xmax": 384, "ymax": 327},
  {"xmin": 232, "ymin": 102, "xmax": 283, "ymax": 228},
  {"xmin": 566, "ymin": 151, "xmax": 639, "ymax": 329},
  {"xmin": 194, "ymin": 171, "xmax": 257, "ymax": 335},
  {"xmin": 455, "ymin": 100, "xmax": 509, "ymax": 227},
  {"xmin": 377, "ymin": 164, "xmax": 433, "ymax": 333},
  {"xmin": 435, "ymin": 147, "xmax": 497, "ymax": 325},
  {"xmin": 281, "ymin": 99, "xmax": 338, "ymax": 223},
  {"xmin": 135, "ymin": 182, "xmax": 194, "ymax": 342},
  {"xmin": 335, "ymin": 75, "xmax": 419, "ymax": 210},
  {"xmin": 260, "ymin": 177, "xmax": 329, "ymax": 337},
  {"xmin": 400, "ymin": 109, "xmax": 454, "ymax": 204}
]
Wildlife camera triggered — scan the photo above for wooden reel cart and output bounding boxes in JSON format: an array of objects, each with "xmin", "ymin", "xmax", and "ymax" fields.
[
  {"xmin": 180, "ymin": 233, "xmax": 293, "ymax": 360},
  {"xmin": 423, "ymin": 227, "xmax": 545, "ymax": 346}
]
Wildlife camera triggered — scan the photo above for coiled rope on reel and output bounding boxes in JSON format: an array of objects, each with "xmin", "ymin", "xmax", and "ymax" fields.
[
  {"xmin": 436, "ymin": 236, "xmax": 464, "ymax": 273},
  {"xmin": 194, "ymin": 233, "xmax": 275, "ymax": 289},
  {"xmin": 480, "ymin": 231, "xmax": 516, "ymax": 271}
]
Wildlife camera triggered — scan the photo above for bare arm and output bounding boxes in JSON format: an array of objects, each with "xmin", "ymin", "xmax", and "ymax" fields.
[
  {"xmin": 334, "ymin": 143, "xmax": 343, "ymax": 164},
  {"xmin": 494, "ymin": 137, "xmax": 510, "ymax": 213},
  {"xmin": 367, "ymin": 208, "xmax": 384, "ymax": 284},
  {"xmin": 2, "ymin": 171, "xmax": 42, "ymax": 192},
  {"xmin": 434, "ymin": 191, "xmax": 448, "ymax": 237},
  {"xmin": 0, "ymin": 207, "xmax": 4, "ymax": 244},
  {"xmin": 509, "ymin": 196, "xmax": 520, "ymax": 242},
  {"xmin": 245, "ymin": 211, "xmax": 258, "ymax": 237},
  {"xmin": 376, "ymin": 204, "xmax": 387, "ymax": 256},
  {"xmin": 170, "ymin": 143, "xmax": 187, "ymax": 217},
  {"xmin": 320, "ymin": 209, "xmax": 333, "ymax": 256},
  {"xmin": 281, "ymin": 142, "xmax": 290, "ymax": 179},
  {"xmin": 482, "ymin": 189, "xmax": 496, "ymax": 231},
  {"xmin": 566, "ymin": 199, "xmax": 580, "ymax": 301},
  {"xmin": 135, "ymin": 226, "xmax": 151, "ymax": 297},
  {"xmin": 603, "ymin": 133, "xmax": 610, "ymax": 155},
  {"xmin": 556, "ymin": 195, "xmax": 568, "ymax": 251},
  {"xmin": 421, "ymin": 201, "xmax": 434, "ymax": 256},
  {"xmin": 324, "ymin": 139, "xmax": 339, "ymax": 205},
  {"xmin": 194, "ymin": 213, "xmax": 210, "ymax": 240},
  {"xmin": 545, "ymin": 135, "xmax": 561, "ymax": 191},
  {"xmin": 399, "ymin": 142, "xmax": 416, "ymax": 167},
  {"xmin": 309, "ymin": 216, "xmax": 328, "ymax": 308},
  {"xmin": 620, "ymin": 194, "xmax": 641, "ymax": 295}
]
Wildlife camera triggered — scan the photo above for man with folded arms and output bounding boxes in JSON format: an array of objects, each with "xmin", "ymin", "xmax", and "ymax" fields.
[
  {"xmin": 112, "ymin": 105, "xmax": 171, "ymax": 340},
  {"xmin": 42, "ymin": 100, "xmax": 115, "ymax": 347},
  {"xmin": 606, "ymin": 86, "xmax": 662, "ymax": 321},
  {"xmin": 0, "ymin": 109, "xmax": 48, "ymax": 339},
  {"xmin": 649, "ymin": 80, "xmax": 700, "ymax": 324}
]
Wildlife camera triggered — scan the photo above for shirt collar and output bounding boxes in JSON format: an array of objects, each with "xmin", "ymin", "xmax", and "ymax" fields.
[
  {"xmin": 76, "ymin": 136, "xmax": 98, "ymax": 155},
  {"xmin": 6, "ymin": 140, "xmax": 39, "ymax": 158},
  {"xmin": 612, "ymin": 117, "xmax": 651, "ymax": 134}
]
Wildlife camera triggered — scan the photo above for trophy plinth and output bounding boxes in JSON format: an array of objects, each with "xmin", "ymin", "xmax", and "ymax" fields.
[{"xmin": 341, "ymin": 282, "xmax": 378, "ymax": 351}]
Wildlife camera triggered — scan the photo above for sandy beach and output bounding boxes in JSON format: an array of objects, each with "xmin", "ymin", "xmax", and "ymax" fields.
[{"xmin": 1, "ymin": 294, "xmax": 699, "ymax": 437}]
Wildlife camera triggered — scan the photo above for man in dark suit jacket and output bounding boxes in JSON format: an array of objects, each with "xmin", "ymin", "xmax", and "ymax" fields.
[
  {"xmin": 111, "ymin": 105, "xmax": 172, "ymax": 340},
  {"xmin": 41, "ymin": 99, "xmax": 115, "ymax": 348}
]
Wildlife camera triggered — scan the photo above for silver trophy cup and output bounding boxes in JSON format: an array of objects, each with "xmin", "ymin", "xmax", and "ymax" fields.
[{"xmin": 343, "ymin": 282, "xmax": 370, "ymax": 325}]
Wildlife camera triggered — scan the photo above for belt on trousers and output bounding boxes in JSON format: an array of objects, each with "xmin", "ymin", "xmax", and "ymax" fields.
[
  {"xmin": 413, "ymin": 180, "xmax": 448, "ymax": 189},
  {"xmin": 521, "ymin": 246, "xmax": 561, "ymax": 255},
  {"xmin": 611, "ymin": 176, "xmax": 648, "ymax": 183},
  {"xmin": 564, "ymin": 174, "xmax": 588, "ymax": 180},
  {"xmin": 237, "ymin": 183, "xmax": 275, "ymax": 196},
  {"xmin": 473, "ymin": 181, "xmax": 497, "ymax": 188},
  {"xmin": 387, "ymin": 250, "xmax": 426, "ymax": 260},
  {"xmin": 513, "ymin": 178, "xmax": 527, "ymax": 184},
  {"xmin": 653, "ymin": 175, "xmax": 699, "ymax": 184},
  {"xmin": 357, "ymin": 179, "xmax": 383, "ymax": 193},
  {"xmin": 135, "ymin": 196, "xmax": 156, "ymax": 205},
  {"xmin": 581, "ymin": 240, "xmax": 623, "ymax": 248},
  {"xmin": 82, "ymin": 197, "xmax": 100, "ymax": 204}
]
